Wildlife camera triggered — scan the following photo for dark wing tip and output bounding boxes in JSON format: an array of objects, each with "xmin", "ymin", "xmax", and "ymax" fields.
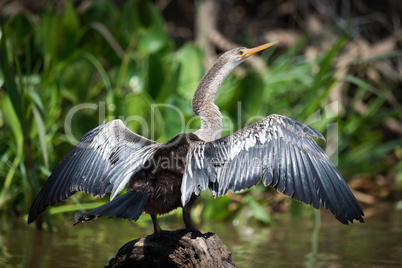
[
  {"xmin": 27, "ymin": 212, "xmax": 37, "ymax": 224},
  {"xmin": 27, "ymin": 202, "xmax": 49, "ymax": 224},
  {"xmin": 27, "ymin": 201, "xmax": 48, "ymax": 224},
  {"xmin": 335, "ymin": 212, "xmax": 365, "ymax": 225},
  {"xmin": 350, "ymin": 210, "xmax": 365, "ymax": 224},
  {"xmin": 27, "ymin": 197, "xmax": 44, "ymax": 224},
  {"xmin": 27, "ymin": 188, "xmax": 76, "ymax": 224}
]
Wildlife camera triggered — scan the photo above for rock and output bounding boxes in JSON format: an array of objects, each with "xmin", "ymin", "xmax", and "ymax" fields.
[{"xmin": 106, "ymin": 229, "xmax": 239, "ymax": 268}]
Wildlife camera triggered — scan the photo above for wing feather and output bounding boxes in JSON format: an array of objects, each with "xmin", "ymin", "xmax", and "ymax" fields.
[
  {"xmin": 182, "ymin": 114, "xmax": 364, "ymax": 224},
  {"xmin": 272, "ymin": 133, "xmax": 281, "ymax": 187},
  {"xmin": 289, "ymin": 145, "xmax": 302, "ymax": 202},
  {"xmin": 262, "ymin": 137, "xmax": 274, "ymax": 186},
  {"xmin": 283, "ymin": 142, "xmax": 294, "ymax": 197},
  {"xmin": 28, "ymin": 119, "xmax": 159, "ymax": 223},
  {"xmin": 299, "ymin": 149, "xmax": 320, "ymax": 209}
]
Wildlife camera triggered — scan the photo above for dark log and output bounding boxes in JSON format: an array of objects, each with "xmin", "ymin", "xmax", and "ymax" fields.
[{"xmin": 105, "ymin": 229, "xmax": 239, "ymax": 268}]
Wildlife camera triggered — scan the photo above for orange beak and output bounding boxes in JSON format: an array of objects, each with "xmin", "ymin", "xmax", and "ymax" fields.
[{"xmin": 243, "ymin": 41, "xmax": 279, "ymax": 58}]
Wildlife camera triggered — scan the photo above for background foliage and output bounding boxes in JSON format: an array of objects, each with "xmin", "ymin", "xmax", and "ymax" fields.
[{"xmin": 0, "ymin": 0, "xmax": 401, "ymax": 230}]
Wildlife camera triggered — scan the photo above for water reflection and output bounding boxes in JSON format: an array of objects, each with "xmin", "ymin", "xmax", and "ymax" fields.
[
  {"xmin": 0, "ymin": 202, "xmax": 401, "ymax": 267},
  {"xmin": 205, "ymin": 202, "xmax": 401, "ymax": 268}
]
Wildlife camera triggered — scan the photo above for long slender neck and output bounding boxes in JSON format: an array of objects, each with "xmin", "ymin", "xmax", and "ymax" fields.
[{"xmin": 192, "ymin": 56, "xmax": 239, "ymax": 142}]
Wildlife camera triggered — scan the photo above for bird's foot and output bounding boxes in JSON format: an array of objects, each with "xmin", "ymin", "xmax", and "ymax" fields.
[
  {"xmin": 151, "ymin": 214, "xmax": 163, "ymax": 236},
  {"xmin": 184, "ymin": 222, "xmax": 202, "ymax": 234},
  {"xmin": 186, "ymin": 227, "xmax": 202, "ymax": 234},
  {"xmin": 152, "ymin": 225, "xmax": 164, "ymax": 237},
  {"xmin": 153, "ymin": 230, "xmax": 162, "ymax": 237}
]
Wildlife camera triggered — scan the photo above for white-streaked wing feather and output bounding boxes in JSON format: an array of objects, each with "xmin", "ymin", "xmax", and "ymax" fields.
[
  {"xmin": 28, "ymin": 120, "xmax": 159, "ymax": 223},
  {"xmin": 182, "ymin": 114, "xmax": 364, "ymax": 224}
]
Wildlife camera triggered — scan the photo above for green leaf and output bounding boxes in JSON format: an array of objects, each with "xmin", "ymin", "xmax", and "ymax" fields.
[
  {"xmin": 146, "ymin": 53, "xmax": 165, "ymax": 98},
  {"xmin": 201, "ymin": 194, "xmax": 232, "ymax": 221},
  {"xmin": 345, "ymin": 75, "xmax": 384, "ymax": 98},
  {"xmin": 81, "ymin": 52, "xmax": 113, "ymax": 93},
  {"xmin": 35, "ymin": 1, "xmax": 80, "ymax": 62},
  {"xmin": 0, "ymin": 22, "xmax": 23, "ymax": 123},
  {"xmin": 62, "ymin": 0, "xmax": 80, "ymax": 33},
  {"xmin": 29, "ymin": 90, "xmax": 44, "ymax": 110},
  {"xmin": 0, "ymin": 94, "xmax": 23, "ymax": 152},
  {"xmin": 156, "ymin": 61, "xmax": 181, "ymax": 102},
  {"xmin": 137, "ymin": 0, "xmax": 153, "ymax": 30},
  {"xmin": 35, "ymin": 12, "xmax": 60, "ymax": 59},
  {"xmin": 0, "ymin": 157, "xmax": 20, "ymax": 208},
  {"xmin": 136, "ymin": 1, "xmax": 168, "ymax": 54},
  {"xmin": 121, "ymin": 0, "xmax": 140, "ymax": 34},
  {"xmin": 305, "ymin": 37, "xmax": 346, "ymax": 118},
  {"xmin": 245, "ymin": 195, "xmax": 273, "ymax": 224},
  {"xmin": 8, "ymin": 14, "xmax": 34, "ymax": 52},
  {"xmin": 32, "ymin": 104, "xmax": 49, "ymax": 169},
  {"xmin": 175, "ymin": 43, "xmax": 203, "ymax": 99},
  {"xmin": 83, "ymin": 0, "xmax": 120, "ymax": 29},
  {"xmin": 60, "ymin": 57, "xmax": 94, "ymax": 102},
  {"xmin": 241, "ymin": 72, "xmax": 265, "ymax": 116},
  {"xmin": 124, "ymin": 92, "xmax": 153, "ymax": 136}
]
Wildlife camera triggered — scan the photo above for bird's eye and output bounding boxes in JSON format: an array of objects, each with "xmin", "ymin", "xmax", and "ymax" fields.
[{"xmin": 238, "ymin": 49, "xmax": 245, "ymax": 56}]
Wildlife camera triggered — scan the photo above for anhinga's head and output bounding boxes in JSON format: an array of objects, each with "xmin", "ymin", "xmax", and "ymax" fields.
[{"xmin": 219, "ymin": 40, "xmax": 280, "ymax": 68}]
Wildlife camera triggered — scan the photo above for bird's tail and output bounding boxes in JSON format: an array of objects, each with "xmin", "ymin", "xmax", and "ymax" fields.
[{"xmin": 74, "ymin": 191, "xmax": 148, "ymax": 224}]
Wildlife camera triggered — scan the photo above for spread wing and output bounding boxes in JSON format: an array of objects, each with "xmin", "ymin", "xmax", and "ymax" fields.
[
  {"xmin": 28, "ymin": 119, "xmax": 160, "ymax": 223},
  {"xmin": 182, "ymin": 114, "xmax": 364, "ymax": 224}
]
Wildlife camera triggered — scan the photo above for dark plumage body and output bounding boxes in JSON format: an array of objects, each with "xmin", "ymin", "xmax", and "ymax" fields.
[
  {"xmin": 28, "ymin": 42, "xmax": 364, "ymax": 233},
  {"xmin": 131, "ymin": 133, "xmax": 195, "ymax": 213},
  {"xmin": 129, "ymin": 133, "xmax": 202, "ymax": 231}
]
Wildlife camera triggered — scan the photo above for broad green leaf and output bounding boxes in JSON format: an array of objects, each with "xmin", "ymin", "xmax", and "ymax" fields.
[
  {"xmin": 201, "ymin": 194, "xmax": 232, "ymax": 221},
  {"xmin": 175, "ymin": 43, "xmax": 203, "ymax": 99},
  {"xmin": 124, "ymin": 92, "xmax": 153, "ymax": 137},
  {"xmin": 146, "ymin": 53, "xmax": 165, "ymax": 98},
  {"xmin": 83, "ymin": 0, "xmax": 120, "ymax": 29},
  {"xmin": 121, "ymin": 0, "xmax": 140, "ymax": 34},
  {"xmin": 241, "ymin": 72, "xmax": 265, "ymax": 116},
  {"xmin": 156, "ymin": 61, "xmax": 181, "ymax": 102},
  {"xmin": 137, "ymin": 0, "xmax": 153, "ymax": 30},
  {"xmin": 62, "ymin": 0, "xmax": 80, "ymax": 33},
  {"xmin": 161, "ymin": 97, "xmax": 188, "ymax": 139},
  {"xmin": 136, "ymin": 1, "xmax": 168, "ymax": 54},
  {"xmin": 245, "ymin": 195, "xmax": 273, "ymax": 225}
]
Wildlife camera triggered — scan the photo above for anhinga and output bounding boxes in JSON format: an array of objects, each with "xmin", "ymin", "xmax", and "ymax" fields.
[{"xmin": 28, "ymin": 41, "xmax": 364, "ymax": 233}]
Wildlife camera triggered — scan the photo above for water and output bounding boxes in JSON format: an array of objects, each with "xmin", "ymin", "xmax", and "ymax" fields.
[{"xmin": 1, "ymin": 202, "xmax": 401, "ymax": 267}]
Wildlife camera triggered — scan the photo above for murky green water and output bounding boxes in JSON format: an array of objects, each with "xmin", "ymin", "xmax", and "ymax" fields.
[{"xmin": 1, "ymin": 202, "xmax": 401, "ymax": 267}]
